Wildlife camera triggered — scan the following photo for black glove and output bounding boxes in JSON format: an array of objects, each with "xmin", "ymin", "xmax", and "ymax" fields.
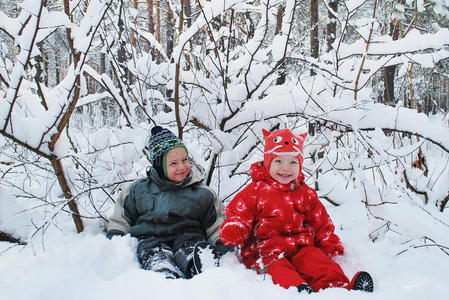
[
  {"xmin": 106, "ymin": 229, "xmax": 125, "ymax": 239},
  {"xmin": 213, "ymin": 239, "xmax": 235, "ymax": 258}
]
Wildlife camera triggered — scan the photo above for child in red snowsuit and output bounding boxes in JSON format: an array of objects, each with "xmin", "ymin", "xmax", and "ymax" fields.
[{"xmin": 219, "ymin": 128, "xmax": 373, "ymax": 293}]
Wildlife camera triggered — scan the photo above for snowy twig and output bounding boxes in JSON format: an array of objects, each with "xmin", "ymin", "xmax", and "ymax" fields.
[
  {"xmin": 228, "ymin": 123, "xmax": 279, "ymax": 179},
  {"xmin": 369, "ymin": 221, "xmax": 401, "ymax": 242},
  {"xmin": 197, "ymin": 1, "xmax": 231, "ymax": 113},
  {"xmin": 396, "ymin": 236, "xmax": 449, "ymax": 257},
  {"xmin": 354, "ymin": 0, "xmax": 377, "ymax": 100},
  {"xmin": 440, "ymin": 194, "xmax": 449, "ymax": 212},
  {"xmin": 403, "ymin": 170, "xmax": 428, "ymax": 204}
]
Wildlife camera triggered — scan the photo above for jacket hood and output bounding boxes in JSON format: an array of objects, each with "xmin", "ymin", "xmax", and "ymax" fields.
[
  {"xmin": 148, "ymin": 160, "xmax": 206, "ymax": 190},
  {"xmin": 249, "ymin": 161, "xmax": 304, "ymax": 190}
]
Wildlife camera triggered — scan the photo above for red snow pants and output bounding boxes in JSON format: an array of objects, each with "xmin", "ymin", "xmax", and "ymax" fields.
[{"xmin": 264, "ymin": 246, "xmax": 350, "ymax": 292}]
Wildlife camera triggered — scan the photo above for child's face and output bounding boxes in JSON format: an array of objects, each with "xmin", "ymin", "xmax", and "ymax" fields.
[
  {"xmin": 166, "ymin": 147, "xmax": 191, "ymax": 182},
  {"xmin": 269, "ymin": 155, "xmax": 300, "ymax": 184}
]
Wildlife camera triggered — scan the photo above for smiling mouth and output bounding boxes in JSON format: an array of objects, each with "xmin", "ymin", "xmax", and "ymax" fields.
[{"xmin": 278, "ymin": 174, "xmax": 292, "ymax": 177}]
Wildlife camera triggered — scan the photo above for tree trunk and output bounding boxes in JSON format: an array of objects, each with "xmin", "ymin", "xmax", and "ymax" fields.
[
  {"xmin": 117, "ymin": 3, "xmax": 130, "ymax": 84},
  {"xmin": 276, "ymin": 5, "xmax": 286, "ymax": 85},
  {"xmin": 132, "ymin": 0, "xmax": 138, "ymax": 47},
  {"xmin": 383, "ymin": 21, "xmax": 400, "ymax": 105},
  {"xmin": 310, "ymin": 0, "xmax": 319, "ymax": 76},
  {"xmin": 174, "ymin": 0, "xmax": 184, "ymax": 138},
  {"xmin": 50, "ymin": 0, "xmax": 85, "ymax": 233},
  {"xmin": 100, "ymin": 52, "xmax": 107, "ymax": 125},
  {"xmin": 383, "ymin": 66, "xmax": 396, "ymax": 105},
  {"xmin": 55, "ymin": 59, "xmax": 60, "ymax": 84},
  {"xmin": 43, "ymin": 50, "xmax": 48, "ymax": 86},
  {"xmin": 156, "ymin": 1, "xmax": 161, "ymax": 42},
  {"xmin": 245, "ymin": 12, "xmax": 255, "ymax": 41},
  {"xmin": 147, "ymin": 0, "xmax": 154, "ymax": 34},
  {"xmin": 326, "ymin": 0, "xmax": 338, "ymax": 52},
  {"xmin": 50, "ymin": 156, "xmax": 84, "ymax": 233},
  {"xmin": 184, "ymin": 0, "xmax": 191, "ymax": 27},
  {"xmin": 275, "ymin": 5, "xmax": 284, "ymax": 35},
  {"xmin": 166, "ymin": 1, "xmax": 175, "ymax": 58}
]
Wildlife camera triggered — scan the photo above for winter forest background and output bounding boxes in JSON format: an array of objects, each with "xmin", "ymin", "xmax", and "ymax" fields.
[{"xmin": 0, "ymin": 0, "xmax": 449, "ymax": 299}]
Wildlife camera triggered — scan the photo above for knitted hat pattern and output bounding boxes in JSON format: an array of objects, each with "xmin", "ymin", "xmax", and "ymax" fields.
[
  {"xmin": 147, "ymin": 126, "xmax": 187, "ymax": 179},
  {"xmin": 262, "ymin": 128, "xmax": 307, "ymax": 178}
]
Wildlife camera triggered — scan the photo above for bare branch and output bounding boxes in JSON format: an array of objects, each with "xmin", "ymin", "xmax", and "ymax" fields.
[{"xmin": 0, "ymin": 231, "xmax": 27, "ymax": 245}]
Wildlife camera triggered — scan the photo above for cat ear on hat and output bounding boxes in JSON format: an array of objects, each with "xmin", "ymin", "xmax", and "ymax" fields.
[
  {"xmin": 298, "ymin": 132, "xmax": 307, "ymax": 140},
  {"xmin": 294, "ymin": 132, "xmax": 307, "ymax": 149},
  {"xmin": 262, "ymin": 129, "xmax": 271, "ymax": 138},
  {"xmin": 295, "ymin": 132, "xmax": 307, "ymax": 162}
]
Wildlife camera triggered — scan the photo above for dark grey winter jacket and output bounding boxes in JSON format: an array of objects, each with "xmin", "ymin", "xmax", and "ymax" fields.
[{"xmin": 106, "ymin": 162, "xmax": 224, "ymax": 244}]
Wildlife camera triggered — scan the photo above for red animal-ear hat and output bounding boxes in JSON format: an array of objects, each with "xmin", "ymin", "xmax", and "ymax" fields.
[{"xmin": 263, "ymin": 128, "xmax": 307, "ymax": 175}]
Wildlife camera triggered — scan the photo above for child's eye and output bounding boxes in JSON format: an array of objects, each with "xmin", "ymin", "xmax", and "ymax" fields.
[
  {"xmin": 291, "ymin": 137, "xmax": 299, "ymax": 145},
  {"xmin": 290, "ymin": 160, "xmax": 298, "ymax": 164},
  {"xmin": 274, "ymin": 136, "xmax": 283, "ymax": 143}
]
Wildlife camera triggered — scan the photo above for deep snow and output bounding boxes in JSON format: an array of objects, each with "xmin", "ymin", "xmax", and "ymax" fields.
[
  {"xmin": 1, "ymin": 188, "xmax": 448, "ymax": 300},
  {"xmin": 1, "ymin": 1, "xmax": 449, "ymax": 299}
]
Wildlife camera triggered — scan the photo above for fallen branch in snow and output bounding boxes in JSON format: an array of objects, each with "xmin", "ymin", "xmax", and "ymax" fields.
[
  {"xmin": 0, "ymin": 231, "xmax": 26, "ymax": 245},
  {"xmin": 319, "ymin": 195, "xmax": 341, "ymax": 207},
  {"xmin": 368, "ymin": 221, "xmax": 401, "ymax": 242},
  {"xmin": 440, "ymin": 194, "xmax": 449, "ymax": 213},
  {"xmin": 396, "ymin": 236, "xmax": 449, "ymax": 257},
  {"xmin": 413, "ymin": 244, "xmax": 449, "ymax": 255},
  {"xmin": 403, "ymin": 170, "xmax": 429, "ymax": 204}
]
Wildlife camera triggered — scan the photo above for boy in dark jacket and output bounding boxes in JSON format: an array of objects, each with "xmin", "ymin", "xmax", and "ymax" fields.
[
  {"xmin": 107, "ymin": 126, "xmax": 230, "ymax": 279},
  {"xmin": 219, "ymin": 128, "xmax": 373, "ymax": 293}
]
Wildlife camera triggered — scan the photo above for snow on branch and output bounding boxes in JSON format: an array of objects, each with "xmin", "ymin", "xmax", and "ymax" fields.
[
  {"xmin": 172, "ymin": 0, "xmax": 242, "ymax": 61},
  {"xmin": 222, "ymin": 82, "xmax": 449, "ymax": 153},
  {"xmin": 0, "ymin": 10, "xmax": 19, "ymax": 38},
  {"xmin": 135, "ymin": 30, "xmax": 169, "ymax": 62},
  {"xmin": 338, "ymin": 28, "xmax": 449, "ymax": 59}
]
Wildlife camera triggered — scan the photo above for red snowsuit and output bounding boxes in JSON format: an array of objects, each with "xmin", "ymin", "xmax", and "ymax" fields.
[{"xmin": 220, "ymin": 161, "xmax": 350, "ymax": 291}]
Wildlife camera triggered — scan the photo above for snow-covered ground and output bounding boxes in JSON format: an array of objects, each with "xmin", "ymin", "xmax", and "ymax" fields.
[
  {"xmin": 1, "ymin": 0, "xmax": 448, "ymax": 299},
  {"xmin": 1, "ymin": 188, "xmax": 448, "ymax": 300}
]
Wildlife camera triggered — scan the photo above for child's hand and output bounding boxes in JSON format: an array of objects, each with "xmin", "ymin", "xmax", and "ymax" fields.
[
  {"xmin": 321, "ymin": 243, "xmax": 344, "ymax": 258},
  {"xmin": 329, "ymin": 247, "xmax": 344, "ymax": 258},
  {"xmin": 219, "ymin": 222, "xmax": 247, "ymax": 246}
]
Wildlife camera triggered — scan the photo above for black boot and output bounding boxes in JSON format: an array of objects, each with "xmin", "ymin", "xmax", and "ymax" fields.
[
  {"xmin": 138, "ymin": 242, "xmax": 185, "ymax": 279},
  {"xmin": 191, "ymin": 240, "xmax": 235, "ymax": 276},
  {"xmin": 192, "ymin": 241, "xmax": 213, "ymax": 275},
  {"xmin": 352, "ymin": 271, "xmax": 374, "ymax": 292},
  {"xmin": 297, "ymin": 284, "xmax": 314, "ymax": 294}
]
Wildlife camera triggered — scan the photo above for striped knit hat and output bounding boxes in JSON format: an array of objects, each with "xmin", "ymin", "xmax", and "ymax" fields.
[{"xmin": 147, "ymin": 126, "xmax": 187, "ymax": 179}]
